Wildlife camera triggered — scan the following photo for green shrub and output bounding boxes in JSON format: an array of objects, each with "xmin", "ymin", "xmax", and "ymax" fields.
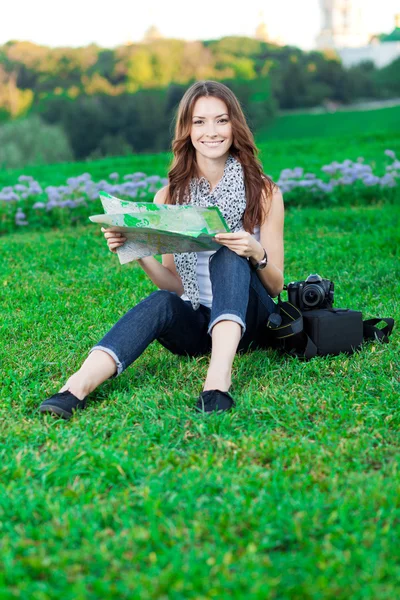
[{"xmin": 0, "ymin": 115, "xmax": 74, "ymax": 169}]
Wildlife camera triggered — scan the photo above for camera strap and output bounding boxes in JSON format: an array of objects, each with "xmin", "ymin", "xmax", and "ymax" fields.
[
  {"xmin": 362, "ymin": 318, "xmax": 395, "ymax": 343},
  {"xmin": 265, "ymin": 294, "xmax": 395, "ymax": 360},
  {"xmin": 266, "ymin": 298, "xmax": 318, "ymax": 359}
]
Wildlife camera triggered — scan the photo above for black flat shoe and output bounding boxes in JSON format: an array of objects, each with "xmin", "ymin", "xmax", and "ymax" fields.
[
  {"xmin": 39, "ymin": 390, "xmax": 88, "ymax": 420},
  {"xmin": 195, "ymin": 389, "xmax": 235, "ymax": 413}
]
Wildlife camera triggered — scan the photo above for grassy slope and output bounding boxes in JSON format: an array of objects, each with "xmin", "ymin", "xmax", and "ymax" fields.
[
  {"xmin": 0, "ymin": 131, "xmax": 398, "ymax": 188},
  {"xmin": 257, "ymin": 105, "xmax": 400, "ymax": 140},
  {"xmin": 1, "ymin": 108, "xmax": 400, "ymax": 189},
  {"xmin": 1, "ymin": 203, "xmax": 399, "ymax": 597}
]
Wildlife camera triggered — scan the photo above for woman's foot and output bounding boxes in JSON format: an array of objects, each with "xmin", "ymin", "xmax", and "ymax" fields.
[
  {"xmin": 58, "ymin": 372, "xmax": 89, "ymax": 401},
  {"xmin": 195, "ymin": 389, "xmax": 235, "ymax": 413},
  {"xmin": 39, "ymin": 350, "xmax": 117, "ymax": 419},
  {"xmin": 202, "ymin": 367, "xmax": 232, "ymax": 393},
  {"xmin": 39, "ymin": 390, "xmax": 88, "ymax": 420},
  {"xmin": 39, "ymin": 370, "xmax": 92, "ymax": 419},
  {"xmin": 58, "ymin": 350, "xmax": 117, "ymax": 400},
  {"xmin": 199, "ymin": 366, "xmax": 234, "ymax": 412}
]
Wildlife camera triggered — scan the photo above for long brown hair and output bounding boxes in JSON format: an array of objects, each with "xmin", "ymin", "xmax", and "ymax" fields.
[{"xmin": 165, "ymin": 80, "xmax": 277, "ymax": 233}]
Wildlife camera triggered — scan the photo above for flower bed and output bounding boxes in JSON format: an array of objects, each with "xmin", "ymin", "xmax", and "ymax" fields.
[
  {"xmin": 0, "ymin": 172, "xmax": 168, "ymax": 235},
  {"xmin": 276, "ymin": 150, "xmax": 399, "ymax": 209},
  {"xmin": 0, "ymin": 151, "xmax": 399, "ymax": 235}
]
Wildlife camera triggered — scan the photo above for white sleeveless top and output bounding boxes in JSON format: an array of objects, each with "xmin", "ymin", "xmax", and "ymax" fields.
[{"xmin": 180, "ymin": 225, "xmax": 261, "ymax": 308}]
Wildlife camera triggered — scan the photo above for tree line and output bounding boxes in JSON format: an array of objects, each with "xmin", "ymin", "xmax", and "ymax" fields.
[{"xmin": 0, "ymin": 36, "xmax": 399, "ymax": 166}]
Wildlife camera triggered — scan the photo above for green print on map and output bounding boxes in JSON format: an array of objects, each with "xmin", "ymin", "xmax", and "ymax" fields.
[
  {"xmin": 89, "ymin": 191, "xmax": 231, "ymax": 264},
  {"xmin": 122, "ymin": 215, "xmax": 151, "ymax": 228}
]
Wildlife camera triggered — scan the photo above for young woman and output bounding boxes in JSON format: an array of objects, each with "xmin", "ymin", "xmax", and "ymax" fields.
[{"xmin": 39, "ymin": 80, "xmax": 285, "ymax": 419}]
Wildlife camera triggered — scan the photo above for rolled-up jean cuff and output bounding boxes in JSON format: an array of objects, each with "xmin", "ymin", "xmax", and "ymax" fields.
[
  {"xmin": 207, "ymin": 313, "xmax": 246, "ymax": 340},
  {"xmin": 88, "ymin": 345, "xmax": 123, "ymax": 378}
]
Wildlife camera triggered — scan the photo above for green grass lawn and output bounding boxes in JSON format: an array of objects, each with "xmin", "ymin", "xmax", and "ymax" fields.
[
  {"xmin": 257, "ymin": 105, "xmax": 400, "ymax": 141},
  {"xmin": 1, "ymin": 127, "xmax": 399, "ymax": 190},
  {"xmin": 1, "ymin": 202, "xmax": 399, "ymax": 598}
]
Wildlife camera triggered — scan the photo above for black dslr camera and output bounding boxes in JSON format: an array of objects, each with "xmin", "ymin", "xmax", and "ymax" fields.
[{"xmin": 286, "ymin": 274, "xmax": 334, "ymax": 311}]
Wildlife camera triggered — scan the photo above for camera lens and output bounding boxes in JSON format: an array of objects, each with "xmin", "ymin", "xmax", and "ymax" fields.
[{"xmin": 302, "ymin": 284, "xmax": 323, "ymax": 307}]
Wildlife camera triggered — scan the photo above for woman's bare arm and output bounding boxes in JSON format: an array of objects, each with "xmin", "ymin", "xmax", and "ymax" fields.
[{"xmin": 253, "ymin": 186, "xmax": 285, "ymax": 297}]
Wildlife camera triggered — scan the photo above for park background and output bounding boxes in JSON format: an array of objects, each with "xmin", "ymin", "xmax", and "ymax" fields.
[{"xmin": 1, "ymin": 1, "xmax": 399, "ymax": 598}]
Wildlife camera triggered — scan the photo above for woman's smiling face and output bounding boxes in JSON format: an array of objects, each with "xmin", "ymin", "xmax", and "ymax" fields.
[{"xmin": 190, "ymin": 96, "xmax": 233, "ymax": 159}]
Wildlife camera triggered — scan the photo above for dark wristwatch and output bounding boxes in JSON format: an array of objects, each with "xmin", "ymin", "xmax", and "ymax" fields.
[{"xmin": 251, "ymin": 248, "xmax": 268, "ymax": 271}]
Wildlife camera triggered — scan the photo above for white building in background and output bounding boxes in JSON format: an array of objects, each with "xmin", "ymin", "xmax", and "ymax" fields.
[
  {"xmin": 316, "ymin": 1, "xmax": 400, "ymax": 68},
  {"xmin": 339, "ymin": 40, "xmax": 400, "ymax": 68},
  {"xmin": 316, "ymin": 0, "xmax": 370, "ymax": 50},
  {"xmin": 338, "ymin": 14, "xmax": 400, "ymax": 68}
]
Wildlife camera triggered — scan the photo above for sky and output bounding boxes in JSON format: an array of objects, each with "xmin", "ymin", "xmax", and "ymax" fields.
[{"xmin": 1, "ymin": 0, "xmax": 398, "ymax": 51}]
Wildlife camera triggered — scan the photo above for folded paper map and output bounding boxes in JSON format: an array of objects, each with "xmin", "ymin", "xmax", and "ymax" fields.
[{"xmin": 89, "ymin": 191, "xmax": 231, "ymax": 264}]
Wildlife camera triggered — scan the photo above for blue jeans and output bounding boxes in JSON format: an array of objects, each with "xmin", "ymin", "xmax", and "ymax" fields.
[{"xmin": 89, "ymin": 245, "xmax": 279, "ymax": 377}]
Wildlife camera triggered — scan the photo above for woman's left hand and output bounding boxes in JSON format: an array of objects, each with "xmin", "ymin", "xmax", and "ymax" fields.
[{"xmin": 214, "ymin": 232, "xmax": 263, "ymax": 260}]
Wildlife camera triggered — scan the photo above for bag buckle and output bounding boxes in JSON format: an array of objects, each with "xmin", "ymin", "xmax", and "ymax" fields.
[{"xmin": 266, "ymin": 312, "xmax": 282, "ymax": 329}]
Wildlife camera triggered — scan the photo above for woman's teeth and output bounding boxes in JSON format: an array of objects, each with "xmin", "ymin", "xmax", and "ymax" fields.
[{"xmin": 202, "ymin": 141, "xmax": 223, "ymax": 146}]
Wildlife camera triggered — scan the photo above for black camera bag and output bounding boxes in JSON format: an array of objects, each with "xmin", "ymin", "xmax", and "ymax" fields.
[{"xmin": 263, "ymin": 288, "xmax": 394, "ymax": 360}]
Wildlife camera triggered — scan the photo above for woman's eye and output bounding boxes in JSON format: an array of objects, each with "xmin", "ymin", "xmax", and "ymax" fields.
[{"xmin": 193, "ymin": 119, "xmax": 229, "ymax": 125}]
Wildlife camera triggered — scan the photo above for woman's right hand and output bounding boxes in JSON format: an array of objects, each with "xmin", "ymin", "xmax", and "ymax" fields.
[{"xmin": 101, "ymin": 227, "xmax": 127, "ymax": 253}]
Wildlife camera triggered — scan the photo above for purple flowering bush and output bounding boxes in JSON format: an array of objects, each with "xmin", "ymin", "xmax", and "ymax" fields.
[
  {"xmin": 0, "ymin": 152, "xmax": 399, "ymax": 235},
  {"xmin": 275, "ymin": 150, "xmax": 399, "ymax": 209},
  {"xmin": 0, "ymin": 172, "xmax": 168, "ymax": 235}
]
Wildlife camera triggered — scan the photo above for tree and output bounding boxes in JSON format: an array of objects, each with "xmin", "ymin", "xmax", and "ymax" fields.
[
  {"xmin": 372, "ymin": 57, "xmax": 400, "ymax": 97},
  {"xmin": 0, "ymin": 114, "xmax": 73, "ymax": 168},
  {"xmin": 125, "ymin": 49, "xmax": 154, "ymax": 93}
]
